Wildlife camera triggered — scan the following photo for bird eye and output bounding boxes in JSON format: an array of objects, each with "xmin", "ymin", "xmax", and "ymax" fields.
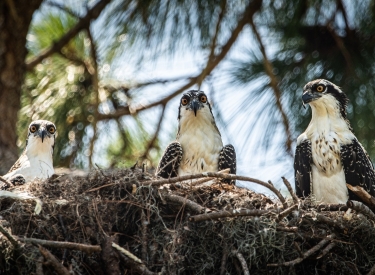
[
  {"xmin": 181, "ymin": 98, "xmax": 188, "ymax": 106},
  {"xmin": 30, "ymin": 125, "xmax": 37, "ymax": 133},
  {"xmin": 316, "ymin": 85, "xmax": 325, "ymax": 92},
  {"xmin": 200, "ymin": 95, "xmax": 207, "ymax": 103},
  {"xmin": 48, "ymin": 127, "xmax": 55, "ymax": 134}
]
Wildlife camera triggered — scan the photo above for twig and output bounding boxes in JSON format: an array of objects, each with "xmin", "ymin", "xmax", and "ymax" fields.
[
  {"xmin": 118, "ymin": 253, "xmax": 157, "ymax": 275},
  {"xmin": 0, "ymin": 222, "xmax": 19, "ymax": 248},
  {"xmin": 282, "ymin": 177, "xmax": 299, "ymax": 204},
  {"xmin": 163, "ymin": 194, "xmax": 209, "ymax": 214},
  {"xmin": 316, "ymin": 242, "xmax": 336, "ymax": 259},
  {"xmin": 35, "ymin": 256, "xmax": 44, "ymax": 275},
  {"xmin": 18, "ymin": 237, "xmax": 101, "ymax": 254},
  {"xmin": 276, "ymin": 226, "xmax": 298, "ymax": 233},
  {"xmin": 276, "ymin": 204, "xmax": 298, "ymax": 222},
  {"xmin": 294, "ymin": 242, "xmax": 304, "ymax": 258},
  {"xmin": 367, "ymin": 263, "xmax": 375, "ymax": 275},
  {"xmin": 220, "ymin": 241, "xmax": 229, "ymax": 275},
  {"xmin": 232, "ymin": 250, "xmax": 250, "ymax": 275},
  {"xmin": 112, "ymin": 242, "xmax": 142, "ymax": 264},
  {"xmin": 347, "ymin": 184, "xmax": 375, "ymax": 211},
  {"xmin": 141, "ymin": 210, "xmax": 148, "ymax": 263},
  {"xmin": 249, "ymin": 17, "xmax": 293, "ymax": 155},
  {"xmin": 102, "ymin": 236, "xmax": 120, "ymax": 275},
  {"xmin": 26, "ymin": 0, "xmax": 111, "ymax": 70},
  {"xmin": 315, "ymin": 214, "xmax": 345, "ymax": 231},
  {"xmin": 58, "ymin": 215, "xmax": 69, "ymax": 264},
  {"xmin": 268, "ymin": 234, "xmax": 335, "ymax": 267},
  {"xmin": 347, "ymin": 200, "xmax": 375, "ymax": 221},
  {"xmin": 315, "ymin": 204, "xmax": 348, "ymax": 212},
  {"xmin": 96, "ymin": 0, "xmax": 262, "ymax": 121},
  {"xmin": 144, "ymin": 172, "xmax": 287, "ymax": 208},
  {"xmin": 190, "ymin": 208, "xmax": 273, "ymax": 223},
  {"xmin": 38, "ymin": 245, "xmax": 70, "ymax": 275},
  {"xmin": 0, "ymin": 176, "xmax": 14, "ymax": 189}
]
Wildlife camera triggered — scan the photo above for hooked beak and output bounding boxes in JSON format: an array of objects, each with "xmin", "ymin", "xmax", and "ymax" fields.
[
  {"xmin": 302, "ymin": 90, "xmax": 322, "ymax": 105},
  {"xmin": 191, "ymin": 100, "xmax": 199, "ymax": 116},
  {"xmin": 38, "ymin": 127, "xmax": 48, "ymax": 143}
]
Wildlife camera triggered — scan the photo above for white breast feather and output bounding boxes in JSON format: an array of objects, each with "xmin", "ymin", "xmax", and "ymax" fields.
[
  {"xmin": 177, "ymin": 107, "xmax": 223, "ymax": 176},
  {"xmin": 4, "ymin": 136, "xmax": 54, "ymax": 182},
  {"xmin": 299, "ymin": 94, "xmax": 354, "ymax": 203}
]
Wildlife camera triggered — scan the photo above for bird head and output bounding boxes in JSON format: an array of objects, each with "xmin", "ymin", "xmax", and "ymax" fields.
[
  {"xmin": 302, "ymin": 79, "xmax": 349, "ymax": 119},
  {"xmin": 26, "ymin": 120, "xmax": 57, "ymax": 156},
  {"xmin": 178, "ymin": 90, "xmax": 212, "ymax": 119}
]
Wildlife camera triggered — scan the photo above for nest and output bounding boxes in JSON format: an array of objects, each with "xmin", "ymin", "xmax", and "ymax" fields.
[{"xmin": 0, "ymin": 168, "xmax": 375, "ymax": 275}]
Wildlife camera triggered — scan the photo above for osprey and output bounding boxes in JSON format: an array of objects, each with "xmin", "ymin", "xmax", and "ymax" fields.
[
  {"xmin": 156, "ymin": 90, "xmax": 236, "ymax": 184},
  {"xmin": 3, "ymin": 120, "xmax": 57, "ymax": 183},
  {"xmin": 294, "ymin": 79, "xmax": 375, "ymax": 203}
]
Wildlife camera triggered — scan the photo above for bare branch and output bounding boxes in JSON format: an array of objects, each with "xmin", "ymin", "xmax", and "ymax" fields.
[
  {"xmin": 232, "ymin": 250, "xmax": 250, "ymax": 275},
  {"xmin": 0, "ymin": 222, "xmax": 19, "ymax": 248},
  {"xmin": 38, "ymin": 245, "xmax": 70, "ymax": 275},
  {"xmin": 347, "ymin": 200, "xmax": 375, "ymax": 221},
  {"xmin": 316, "ymin": 242, "xmax": 336, "ymax": 259},
  {"xmin": 347, "ymin": 184, "xmax": 375, "ymax": 211},
  {"xmin": 143, "ymin": 172, "xmax": 287, "ymax": 208},
  {"xmin": 18, "ymin": 237, "xmax": 101, "ymax": 254},
  {"xmin": 268, "ymin": 234, "xmax": 335, "ymax": 267},
  {"xmin": 26, "ymin": 0, "xmax": 111, "ymax": 71},
  {"xmin": 276, "ymin": 204, "xmax": 298, "ymax": 222},
  {"xmin": 163, "ymin": 194, "xmax": 209, "ymax": 214},
  {"xmin": 282, "ymin": 177, "xmax": 299, "ymax": 204},
  {"xmin": 249, "ymin": 18, "xmax": 293, "ymax": 155},
  {"xmin": 190, "ymin": 208, "xmax": 274, "ymax": 223},
  {"xmin": 96, "ymin": 0, "xmax": 263, "ymax": 121}
]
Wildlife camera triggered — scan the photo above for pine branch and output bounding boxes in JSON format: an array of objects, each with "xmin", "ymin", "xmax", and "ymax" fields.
[{"xmin": 25, "ymin": 0, "xmax": 111, "ymax": 71}]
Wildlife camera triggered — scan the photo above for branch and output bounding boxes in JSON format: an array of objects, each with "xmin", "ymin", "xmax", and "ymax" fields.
[
  {"xmin": 249, "ymin": 18, "xmax": 293, "ymax": 156},
  {"xmin": 143, "ymin": 172, "xmax": 287, "ymax": 208},
  {"xmin": 18, "ymin": 237, "xmax": 101, "ymax": 254},
  {"xmin": 347, "ymin": 200, "xmax": 375, "ymax": 221},
  {"xmin": 190, "ymin": 208, "xmax": 274, "ymax": 223},
  {"xmin": 315, "ymin": 204, "xmax": 348, "ymax": 212},
  {"xmin": 38, "ymin": 245, "xmax": 70, "ymax": 275},
  {"xmin": 232, "ymin": 250, "xmax": 250, "ymax": 275},
  {"xmin": 0, "ymin": 176, "xmax": 14, "ymax": 189},
  {"xmin": 276, "ymin": 204, "xmax": 298, "ymax": 222},
  {"xmin": 281, "ymin": 177, "xmax": 299, "ymax": 204},
  {"xmin": 220, "ymin": 241, "xmax": 229, "ymax": 275},
  {"xmin": 163, "ymin": 194, "xmax": 209, "ymax": 214},
  {"xmin": 316, "ymin": 242, "xmax": 336, "ymax": 259},
  {"xmin": 268, "ymin": 234, "xmax": 335, "ymax": 267},
  {"xmin": 0, "ymin": 222, "xmax": 19, "ymax": 248},
  {"xmin": 25, "ymin": 0, "xmax": 111, "ymax": 71},
  {"xmin": 96, "ymin": 0, "xmax": 263, "ymax": 121},
  {"xmin": 347, "ymin": 184, "xmax": 375, "ymax": 211}
]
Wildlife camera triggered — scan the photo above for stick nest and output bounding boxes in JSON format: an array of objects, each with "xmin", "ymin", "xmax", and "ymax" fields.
[{"xmin": 0, "ymin": 168, "xmax": 375, "ymax": 275}]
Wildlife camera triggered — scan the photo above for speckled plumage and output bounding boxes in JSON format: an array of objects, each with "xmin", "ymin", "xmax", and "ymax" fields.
[
  {"xmin": 295, "ymin": 79, "xmax": 375, "ymax": 203},
  {"xmin": 156, "ymin": 90, "xmax": 236, "ymax": 184}
]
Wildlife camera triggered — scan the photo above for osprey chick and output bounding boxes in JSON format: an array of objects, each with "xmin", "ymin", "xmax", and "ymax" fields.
[
  {"xmin": 294, "ymin": 79, "xmax": 375, "ymax": 203},
  {"xmin": 3, "ymin": 120, "xmax": 57, "ymax": 183},
  {"xmin": 156, "ymin": 90, "xmax": 236, "ymax": 184}
]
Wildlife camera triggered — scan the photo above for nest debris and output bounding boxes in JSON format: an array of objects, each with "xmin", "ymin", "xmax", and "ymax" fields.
[{"xmin": 0, "ymin": 168, "xmax": 374, "ymax": 274}]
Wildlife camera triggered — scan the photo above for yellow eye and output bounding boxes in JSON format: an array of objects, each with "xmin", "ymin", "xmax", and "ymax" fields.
[
  {"xmin": 316, "ymin": 85, "xmax": 325, "ymax": 92},
  {"xmin": 48, "ymin": 127, "xmax": 55, "ymax": 134},
  {"xmin": 200, "ymin": 95, "xmax": 207, "ymax": 103},
  {"xmin": 181, "ymin": 98, "xmax": 188, "ymax": 105},
  {"xmin": 30, "ymin": 125, "xmax": 37, "ymax": 133}
]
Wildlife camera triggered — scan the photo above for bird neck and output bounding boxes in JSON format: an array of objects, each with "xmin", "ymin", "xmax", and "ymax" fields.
[
  {"xmin": 25, "ymin": 138, "xmax": 54, "ymax": 162},
  {"xmin": 177, "ymin": 110, "xmax": 221, "ymax": 138}
]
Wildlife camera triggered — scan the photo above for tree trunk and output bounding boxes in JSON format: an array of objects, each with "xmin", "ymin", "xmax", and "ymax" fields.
[{"xmin": 0, "ymin": 0, "xmax": 43, "ymax": 174}]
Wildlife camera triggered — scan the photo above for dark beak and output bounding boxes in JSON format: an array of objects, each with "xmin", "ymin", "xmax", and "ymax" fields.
[
  {"xmin": 191, "ymin": 100, "xmax": 199, "ymax": 116},
  {"xmin": 38, "ymin": 127, "xmax": 48, "ymax": 143},
  {"xmin": 302, "ymin": 90, "xmax": 321, "ymax": 104}
]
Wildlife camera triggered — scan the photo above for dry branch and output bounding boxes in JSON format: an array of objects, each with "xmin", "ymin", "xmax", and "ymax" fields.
[
  {"xmin": 18, "ymin": 237, "xmax": 101, "ymax": 254},
  {"xmin": 347, "ymin": 184, "xmax": 375, "ymax": 211},
  {"xmin": 190, "ymin": 208, "xmax": 273, "ymax": 222},
  {"xmin": 38, "ymin": 245, "xmax": 70, "ymax": 275},
  {"xmin": 268, "ymin": 234, "xmax": 335, "ymax": 267},
  {"xmin": 144, "ymin": 172, "xmax": 287, "ymax": 208},
  {"xmin": 232, "ymin": 250, "xmax": 250, "ymax": 275},
  {"xmin": 163, "ymin": 194, "xmax": 209, "ymax": 214},
  {"xmin": 35, "ymin": 256, "xmax": 44, "ymax": 275},
  {"xmin": 26, "ymin": 0, "xmax": 111, "ymax": 70},
  {"xmin": 316, "ymin": 242, "xmax": 336, "ymax": 259},
  {"xmin": 282, "ymin": 177, "xmax": 299, "ymax": 204},
  {"xmin": 102, "ymin": 236, "xmax": 120, "ymax": 275},
  {"xmin": 347, "ymin": 200, "xmax": 375, "ymax": 221},
  {"xmin": 276, "ymin": 204, "xmax": 298, "ymax": 222},
  {"xmin": 315, "ymin": 204, "xmax": 348, "ymax": 212},
  {"xmin": 0, "ymin": 222, "xmax": 19, "ymax": 248}
]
